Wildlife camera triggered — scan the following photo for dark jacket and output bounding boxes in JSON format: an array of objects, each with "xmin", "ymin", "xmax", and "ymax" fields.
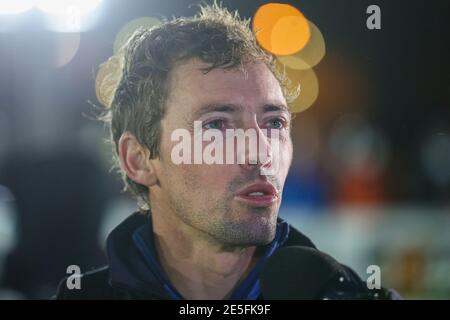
[{"xmin": 55, "ymin": 212, "xmax": 393, "ymax": 300}]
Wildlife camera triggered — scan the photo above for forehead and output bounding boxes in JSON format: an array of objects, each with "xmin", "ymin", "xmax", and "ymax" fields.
[{"xmin": 165, "ymin": 59, "xmax": 286, "ymax": 114}]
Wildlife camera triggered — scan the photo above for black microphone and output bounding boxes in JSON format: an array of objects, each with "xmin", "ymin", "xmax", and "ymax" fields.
[{"xmin": 260, "ymin": 246, "xmax": 390, "ymax": 300}]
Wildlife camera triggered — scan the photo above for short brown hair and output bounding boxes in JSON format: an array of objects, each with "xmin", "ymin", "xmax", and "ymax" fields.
[{"xmin": 96, "ymin": 3, "xmax": 299, "ymax": 210}]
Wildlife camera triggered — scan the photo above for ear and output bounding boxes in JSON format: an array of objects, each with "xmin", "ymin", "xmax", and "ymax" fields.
[{"xmin": 118, "ymin": 132, "xmax": 158, "ymax": 187}]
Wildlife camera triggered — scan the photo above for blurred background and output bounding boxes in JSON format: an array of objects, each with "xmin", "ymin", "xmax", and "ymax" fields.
[{"xmin": 0, "ymin": 0, "xmax": 449, "ymax": 299}]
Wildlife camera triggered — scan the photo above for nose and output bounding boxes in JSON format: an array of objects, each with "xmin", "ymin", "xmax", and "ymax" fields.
[{"xmin": 237, "ymin": 125, "xmax": 274, "ymax": 172}]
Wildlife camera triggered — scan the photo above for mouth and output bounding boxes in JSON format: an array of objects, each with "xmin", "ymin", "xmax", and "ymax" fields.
[{"xmin": 234, "ymin": 182, "xmax": 279, "ymax": 207}]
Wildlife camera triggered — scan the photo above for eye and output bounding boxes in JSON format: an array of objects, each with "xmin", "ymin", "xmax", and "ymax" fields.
[
  {"xmin": 204, "ymin": 119, "xmax": 225, "ymax": 130},
  {"xmin": 267, "ymin": 118, "xmax": 285, "ymax": 129}
]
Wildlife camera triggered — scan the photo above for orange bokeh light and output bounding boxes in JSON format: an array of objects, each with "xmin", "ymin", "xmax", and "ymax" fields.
[{"xmin": 252, "ymin": 3, "xmax": 311, "ymax": 56}]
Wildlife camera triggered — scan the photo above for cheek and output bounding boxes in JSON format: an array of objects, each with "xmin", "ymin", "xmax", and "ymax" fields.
[
  {"xmin": 278, "ymin": 139, "xmax": 293, "ymax": 178},
  {"xmin": 163, "ymin": 158, "xmax": 230, "ymax": 194},
  {"xmin": 161, "ymin": 130, "xmax": 232, "ymax": 190},
  {"xmin": 190, "ymin": 164, "xmax": 232, "ymax": 191}
]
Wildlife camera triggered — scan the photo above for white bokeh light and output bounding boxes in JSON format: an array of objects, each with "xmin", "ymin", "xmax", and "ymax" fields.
[
  {"xmin": 0, "ymin": 0, "xmax": 102, "ymax": 15},
  {"xmin": 36, "ymin": 0, "xmax": 102, "ymax": 16},
  {"xmin": 0, "ymin": 1, "xmax": 103, "ymax": 32},
  {"xmin": 37, "ymin": 0, "xmax": 103, "ymax": 32},
  {"xmin": 0, "ymin": 0, "xmax": 35, "ymax": 15}
]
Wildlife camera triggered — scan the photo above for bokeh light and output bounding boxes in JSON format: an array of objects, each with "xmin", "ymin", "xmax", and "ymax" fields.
[
  {"xmin": 0, "ymin": 0, "xmax": 34, "ymax": 15},
  {"xmin": 95, "ymin": 55, "xmax": 123, "ymax": 108},
  {"xmin": 36, "ymin": 0, "xmax": 102, "ymax": 16},
  {"xmin": 420, "ymin": 132, "xmax": 450, "ymax": 187},
  {"xmin": 52, "ymin": 32, "xmax": 81, "ymax": 67},
  {"xmin": 328, "ymin": 114, "xmax": 389, "ymax": 176},
  {"xmin": 277, "ymin": 20, "xmax": 326, "ymax": 70},
  {"xmin": 252, "ymin": 3, "xmax": 310, "ymax": 56},
  {"xmin": 277, "ymin": 58, "xmax": 319, "ymax": 113},
  {"xmin": 113, "ymin": 17, "xmax": 161, "ymax": 54},
  {"xmin": 38, "ymin": 0, "xmax": 103, "ymax": 32}
]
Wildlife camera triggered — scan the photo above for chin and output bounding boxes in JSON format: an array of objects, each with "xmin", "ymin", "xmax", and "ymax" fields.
[
  {"xmin": 235, "ymin": 218, "xmax": 277, "ymax": 246},
  {"xmin": 240, "ymin": 230, "xmax": 276, "ymax": 247}
]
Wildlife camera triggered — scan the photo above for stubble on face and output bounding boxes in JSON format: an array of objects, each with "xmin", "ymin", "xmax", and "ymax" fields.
[
  {"xmin": 152, "ymin": 59, "xmax": 292, "ymax": 249},
  {"xmin": 162, "ymin": 166, "xmax": 282, "ymax": 248}
]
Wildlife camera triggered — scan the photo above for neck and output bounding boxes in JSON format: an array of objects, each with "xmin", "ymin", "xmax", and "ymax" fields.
[{"xmin": 150, "ymin": 207, "xmax": 261, "ymax": 300}]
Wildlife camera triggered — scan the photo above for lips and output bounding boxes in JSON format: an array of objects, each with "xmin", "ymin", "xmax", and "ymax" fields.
[{"xmin": 234, "ymin": 182, "xmax": 279, "ymax": 207}]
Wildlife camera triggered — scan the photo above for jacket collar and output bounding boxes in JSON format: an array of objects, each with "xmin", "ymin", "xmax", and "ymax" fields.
[
  {"xmin": 106, "ymin": 211, "xmax": 316, "ymax": 299},
  {"xmin": 106, "ymin": 212, "xmax": 171, "ymax": 298}
]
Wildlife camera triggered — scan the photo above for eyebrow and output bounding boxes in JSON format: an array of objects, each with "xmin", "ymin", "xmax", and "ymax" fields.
[
  {"xmin": 263, "ymin": 104, "xmax": 289, "ymax": 113},
  {"xmin": 192, "ymin": 103, "xmax": 289, "ymax": 119},
  {"xmin": 193, "ymin": 104, "xmax": 238, "ymax": 118}
]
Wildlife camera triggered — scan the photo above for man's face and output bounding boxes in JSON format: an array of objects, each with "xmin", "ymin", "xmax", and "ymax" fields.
[{"xmin": 150, "ymin": 59, "xmax": 293, "ymax": 247}]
